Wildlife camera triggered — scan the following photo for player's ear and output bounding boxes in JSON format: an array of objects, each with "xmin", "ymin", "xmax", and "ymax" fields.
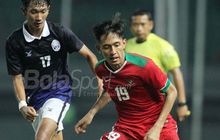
[
  {"xmin": 149, "ymin": 20, "xmax": 154, "ymax": 31},
  {"xmin": 122, "ymin": 38, "xmax": 127, "ymax": 50},
  {"xmin": 95, "ymin": 44, "xmax": 101, "ymax": 52},
  {"xmin": 47, "ymin": 5, "xmax": 50, "ymax": 12},
  {"xmin": 21, "ymin": 7, "xmax": 26, "ymax": 16},
  {"xmin": 123, "ymin": 38, "xmax": 127, "ymax": 45}
]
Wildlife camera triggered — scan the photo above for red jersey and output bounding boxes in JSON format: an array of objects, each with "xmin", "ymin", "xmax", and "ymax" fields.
[{"xmin": 95, "ymin": 53, "xmax": 177, "ymax": 139}]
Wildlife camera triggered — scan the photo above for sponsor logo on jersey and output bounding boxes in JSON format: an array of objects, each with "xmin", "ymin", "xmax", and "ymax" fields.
[
  {"xmin": 25, "ymin": 50, "xmax": 32, "ymax": 57},
  {"xmin": 51, "ymin": 39, "xmax": 61, "ymax": 52},
  {"xmin": 124, "ymin": 79, "xmax": 136, "ymax": 89}
]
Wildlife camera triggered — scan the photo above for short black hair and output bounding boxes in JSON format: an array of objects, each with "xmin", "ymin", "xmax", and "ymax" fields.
[
  {"xmin": 130, "ymin": 9, "xmax": 153, "ymax": 21},
  {"xmin": 21, "ymin": 0, "xmax": 51, "ymax": 10},
  {"xmin": 93, "ymin": 13, "xmax": 125, "ymax": 43}
]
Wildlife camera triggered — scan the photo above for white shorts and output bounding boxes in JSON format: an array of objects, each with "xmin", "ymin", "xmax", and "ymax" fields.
[{"xmin": 32, "ymin": 98, "xmax": 70, "ymax": 132}]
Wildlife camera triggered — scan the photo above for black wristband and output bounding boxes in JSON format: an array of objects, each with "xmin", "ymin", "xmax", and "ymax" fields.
[{"xmin": 177, "ymin": 102, "xmax": 187, "ymax": 107}]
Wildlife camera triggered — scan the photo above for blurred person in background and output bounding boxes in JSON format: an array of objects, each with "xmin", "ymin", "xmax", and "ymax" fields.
[
  {"xmin": 74, "ymin": 13, "xmax": 179, "ymax": 140},
  {"xmin": 126, "ymin": 9, "xmax": 190, "ymax": 122},
  {"xmin": 5, "ymin": 0, "xmax": 102, "ymax": 140}
]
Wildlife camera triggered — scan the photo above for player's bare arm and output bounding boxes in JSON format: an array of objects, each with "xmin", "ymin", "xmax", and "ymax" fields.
[
  {"xmin": 74, "ymin": 91, "xmax": 111, "ymax": 134},
  {"xmin": 170, "ymin": 68, "xmax": 190, "ymax": 121},
  {"xmin": 12, "ymin": 74, "xmax": 38, "ymax": 122},
  {"xmin": 144, "ymin": 83, "xmax": 177, "ymax": 140},
  {"xmin": 78, "ymin": 45, "xmax": 103, "ymax": 97},
  {"xmin": 12, "ymin": 74, "xmax": 26, "ymax": 101}
]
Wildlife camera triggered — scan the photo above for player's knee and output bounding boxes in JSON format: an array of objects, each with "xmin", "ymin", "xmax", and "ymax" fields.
[
  {"xmin": 51, "ymin": 131, "xmax": 63, "ymax": 140},
  {"xmin": 35, "ymin": 126, "xmax": 56, "ymax": 140}
]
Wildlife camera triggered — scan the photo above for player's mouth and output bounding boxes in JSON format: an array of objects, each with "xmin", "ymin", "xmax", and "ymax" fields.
[
  {"xmin": 110, "ymin": 57, "xmax": 119, "ymax": 63},
  {"xmin": 34, "ymin": 22, "xmax": 43, "ymax": 28}
]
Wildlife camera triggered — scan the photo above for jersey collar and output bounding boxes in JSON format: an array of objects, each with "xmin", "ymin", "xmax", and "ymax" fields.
[{"xmin": 23, "ymin": 21, "xmax": 50, "ymax": 42}]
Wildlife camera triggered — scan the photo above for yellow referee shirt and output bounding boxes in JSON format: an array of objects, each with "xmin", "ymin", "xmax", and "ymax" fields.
[{"xmin": 126, "ymin": 33, "xmax": 180, "ymax": 73}]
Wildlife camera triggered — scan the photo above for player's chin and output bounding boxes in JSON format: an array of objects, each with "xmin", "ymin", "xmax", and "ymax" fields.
[
  {"xmin": 136, "ymin": 36, "xmax": 146, "ymax": 43},
  {"xmin": 33, "ymin": 23, "xmax": 44, "ymax": 29},
  {"xmin": 111, "ymin": 61, "xmax": 121, "ymax": 67}
]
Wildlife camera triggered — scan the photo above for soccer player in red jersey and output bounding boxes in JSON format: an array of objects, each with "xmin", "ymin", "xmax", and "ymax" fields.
[{"xmin": 74, "ymin": 13, "xmax": 179, "ymax": 140}]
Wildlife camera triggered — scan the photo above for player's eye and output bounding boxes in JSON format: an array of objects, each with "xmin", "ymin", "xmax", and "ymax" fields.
[
  {"xmin": 113, "ymin": 42, "xmax": 120, "ymax": 47},
  {"xmin": 102, "ymin": 45, "xmax": 111, "ymax": 49},
  {"xmin": 132, "ymin": 23, "xmax": 138, "ymax": 27},
  {"xmin": 41, "ymin": 9, "xmax": 47, "ymax": 13},
  {"xmin": 141, "ymin": 23, "xmax": 146, "ymax": 26},
  {"xmin": 30, "ymin": 10, "xmax": 37, "ymax": 14}
]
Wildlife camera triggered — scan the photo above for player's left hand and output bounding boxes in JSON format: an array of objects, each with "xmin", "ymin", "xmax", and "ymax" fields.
[{"xmin": 177, "ymin": 105, "xmax": 191, "ymax": 121}]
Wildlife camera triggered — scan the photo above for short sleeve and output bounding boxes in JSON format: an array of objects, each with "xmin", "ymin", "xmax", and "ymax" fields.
[
  {"xmin": 161, "ymin": 43, "xmax": 181, "ymax": 72},
  {"xmin": 95, "ymin": 64, "xmax": 108, "ymax": 91},
  {"xmin": 142, "ymin": 59, "xmax": 170, "ymax": 93},
  {"xmin": 61, "ymin": 26, "xmax": 84, "ymax": 53},
  {"xmin": 5, "ymin": 40, "xmax": 23, "ymax": 75}
]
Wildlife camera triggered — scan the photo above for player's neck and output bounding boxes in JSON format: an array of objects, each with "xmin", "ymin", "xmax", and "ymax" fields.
[
  {"xmin": 107, "ymin": 58, "xmax": 126, "ymax": 71},
  {"xmin": 111, "ymin": 64, "xmax": 123, "ymax": 71},
  {"xmin": 136, "ymin": 38, "xmax": 147, "ymax": 44},
  {"xmin": 135, "ymin": 34, "xmax": 150, "ymax": 44}
]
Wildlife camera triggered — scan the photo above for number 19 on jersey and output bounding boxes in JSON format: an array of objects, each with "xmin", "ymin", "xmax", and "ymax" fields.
[{"xmin": 115, "ymin": 86, "xmax": 130, "ymax": 101}]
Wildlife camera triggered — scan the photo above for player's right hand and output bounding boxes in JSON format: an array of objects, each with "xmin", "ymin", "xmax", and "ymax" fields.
[
  {"xmin": 144, "ymin": 125, "xmax": 161, "ymax": 140},
  {"xmin": 74, "ymin": 113, "xmax": 94, "ymax": 134},
  {"xmin": 20, "ymin": 106, "xmax": 38, "ymax": 122},
  {"xmin": 177, "ymin": 105, "xmax": 190, "ymax": 121}
]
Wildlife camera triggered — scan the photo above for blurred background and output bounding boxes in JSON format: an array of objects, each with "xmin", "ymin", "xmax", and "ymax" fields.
[{"xmin": 0, "ymin": 0, "xmax": 220, "ymax": 139}]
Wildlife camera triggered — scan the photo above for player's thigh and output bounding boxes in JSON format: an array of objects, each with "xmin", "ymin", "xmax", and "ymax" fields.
[
  {"xmin": 32, "ymin": 98, "xmax": 70, "ymax": 133},
  {"xmin": 100, "ymin": 130, "xmax": 133, "ymax": 140},
  {"xmin": 35, "ymin": 118, "xmax": 58, "ymax": 140}
]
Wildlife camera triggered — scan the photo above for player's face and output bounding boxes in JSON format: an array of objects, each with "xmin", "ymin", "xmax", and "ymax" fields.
[
  {"xmin": 23, "ymin": 1, "xmax": 49, "ymax": 33},
  {"xmin": 99, "ymin": 33, "xmax": 126, "ymax": 70},
  {"xmin": 130, "ymin": 15, "xmax": 153, "ymax": 43}
]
